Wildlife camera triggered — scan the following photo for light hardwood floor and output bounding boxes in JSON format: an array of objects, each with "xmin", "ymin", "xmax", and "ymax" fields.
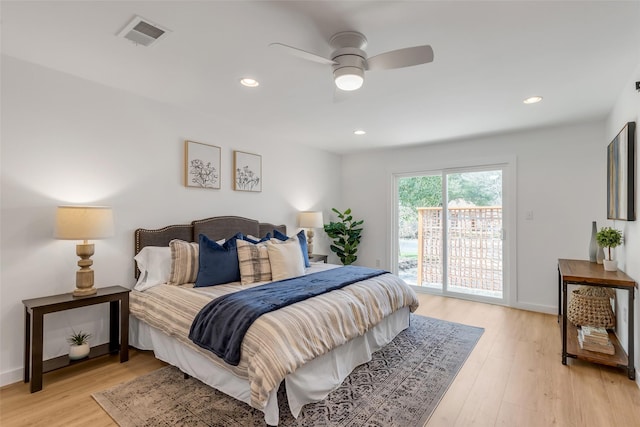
[{"xmin": 1, "ymin": 294, "xmax": 639, "ymax": 426}]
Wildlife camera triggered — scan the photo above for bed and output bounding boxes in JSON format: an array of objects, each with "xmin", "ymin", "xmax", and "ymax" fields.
[{"xmin": 128, "ymin": 215, "xmax": 419, "ymax": 425}]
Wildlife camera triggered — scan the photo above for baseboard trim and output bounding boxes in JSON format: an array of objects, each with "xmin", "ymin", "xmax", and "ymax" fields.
[
  {"xmin": 1, "ymin": 367, "xmax": 23, "ymax": 388},
  {"xmin": 512, "ymin": 301, "xmax": 557, "ymax": 315}
]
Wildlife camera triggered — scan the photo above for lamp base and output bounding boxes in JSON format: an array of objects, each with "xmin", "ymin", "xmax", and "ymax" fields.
[
  {"xmin": 74, "ymin": 243, "xmax": 97, "ymax": 296},
  {"xmin": 73, "ymin": 286, "xmax": 97, "ymax": 297},
  {"xmin": 306, "ymin": 230, "xmax": 314, "ymax": 255}
]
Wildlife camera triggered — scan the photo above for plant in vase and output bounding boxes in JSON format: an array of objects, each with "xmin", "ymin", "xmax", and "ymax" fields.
[
  {"xmin": 595, "ymin": 227, "xmax": 623, "ymax": 271},
  {"xmin": 67, "ymin": 330, "xmax": 91, "ymax": 360},
  {"xmin": 323, "ymin": 208, "xmax": 364, "ymax": 265}
]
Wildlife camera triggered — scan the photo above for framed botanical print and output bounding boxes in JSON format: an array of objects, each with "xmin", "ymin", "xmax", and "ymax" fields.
[
  {"xmin": 184, "ymin": 140, "xmax": 221, "ymax": 189},
  {"xmin": 233, "ymin": 151, "xmax": 262, "ymax": 192}
]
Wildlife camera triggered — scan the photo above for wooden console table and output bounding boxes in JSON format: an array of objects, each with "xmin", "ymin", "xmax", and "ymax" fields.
[
  {"xmin": 23, "ymin": 286, "xmax": 129, "ymax": 392},
  {"xmin": 558, "ymin": 259, "xmax": 635, "ymax": 379}
]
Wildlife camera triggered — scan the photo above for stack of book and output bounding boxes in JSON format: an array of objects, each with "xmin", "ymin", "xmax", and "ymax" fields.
[{"xmin": 578, "ymin": 326, "xmax": 615, "ymax": 355}]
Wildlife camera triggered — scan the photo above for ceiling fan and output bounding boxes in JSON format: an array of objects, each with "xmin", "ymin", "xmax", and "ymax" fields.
[{"xmin": 270, "ymin": 31, "xmax": 434, "ymax": 91}]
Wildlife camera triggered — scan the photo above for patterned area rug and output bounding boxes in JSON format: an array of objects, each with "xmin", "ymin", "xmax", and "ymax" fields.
[{"xmin": 93, "ymin": 315, "xmax": 483, "ymax": 426}]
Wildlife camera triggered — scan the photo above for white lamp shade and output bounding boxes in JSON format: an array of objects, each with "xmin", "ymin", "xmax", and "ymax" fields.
[
  {"xmin": 298, "ymin": 211, "xmax": 324, "ymax": 229},
  {"xmin": 54, "ymin": 206, "xmax": 115, "ymax": 240}
]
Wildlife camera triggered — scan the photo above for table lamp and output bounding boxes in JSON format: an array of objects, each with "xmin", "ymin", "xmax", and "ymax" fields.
[
  {"xmin": 298, "ymin": 211, "xmax": 324, "ymax": 255},
  {"xmin": 54, "ymin": 206, "xmax": 114, "ymax": 296}
]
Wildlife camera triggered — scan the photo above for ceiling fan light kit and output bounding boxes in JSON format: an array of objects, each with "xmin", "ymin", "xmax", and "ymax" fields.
[
  {"xmin": 331, "ymin": 44, "xmax": 367, "ymax": 91},
  {"xmin": 270, "ymin": 31, "xmax": 433, "ymax": 92},
  {"xmin": 334, "ymin": 67, "xmax": 364, "ymax": 91}
]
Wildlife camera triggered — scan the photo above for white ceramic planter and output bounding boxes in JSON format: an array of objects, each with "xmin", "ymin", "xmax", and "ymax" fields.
[
  {"xmin": 69, "ymin": 344, "xmax": 90, "ymax": 360},
  {"xmin": 603, "ymin": 259, "xmax": 618, "ymax": 272}
]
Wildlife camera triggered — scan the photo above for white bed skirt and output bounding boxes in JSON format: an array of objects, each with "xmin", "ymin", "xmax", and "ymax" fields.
[{"xmin": 129, "ymin": 307, "xmax": 410, "ymax": 426}]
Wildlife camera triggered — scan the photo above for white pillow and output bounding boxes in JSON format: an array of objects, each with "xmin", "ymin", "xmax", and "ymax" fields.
[
  {"xmin": 267, "ymin": 238, "xmax": 305, "ymax": 281},
  {"xmin": 134, "ymin": 246, "xmax": 171, "ymax": 291}
]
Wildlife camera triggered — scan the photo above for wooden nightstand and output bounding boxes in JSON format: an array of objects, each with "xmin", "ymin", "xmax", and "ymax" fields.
[
  {"xmin": 22, "ymin": 285, "xmax": 130, "ymax": 392},
  {"xmin": 309, "ymin": 254, "xmax": 328, "ymax": 263}
]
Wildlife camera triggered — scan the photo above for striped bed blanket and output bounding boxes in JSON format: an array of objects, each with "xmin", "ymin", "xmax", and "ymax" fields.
[{"xmin": 129, "ymin": 272, "xmax": 419, "ymax": 410}]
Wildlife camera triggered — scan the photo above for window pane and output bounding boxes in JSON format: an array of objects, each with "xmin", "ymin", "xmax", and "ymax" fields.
[
  {"xmin": 397, "ymin": 175, "xmax": 442, "ymax": 287},
  {"xmin": 446, "ymin": 170, "xmax": 503, "ymax": 298}
]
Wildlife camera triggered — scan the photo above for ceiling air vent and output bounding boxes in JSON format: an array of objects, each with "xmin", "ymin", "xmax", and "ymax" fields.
[{"xmin": 117, "ymin": 15, "xmax": 170, "ymax": 47}]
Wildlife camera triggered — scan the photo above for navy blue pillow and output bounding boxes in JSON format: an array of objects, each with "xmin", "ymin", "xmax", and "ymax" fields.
[
  {"xmin": 273, "ymin": 229, "xmax": 310, "ymax": 268},
  {"xmin": 194, "ymin": 233, "xmax": 242, "ymax": 287}
]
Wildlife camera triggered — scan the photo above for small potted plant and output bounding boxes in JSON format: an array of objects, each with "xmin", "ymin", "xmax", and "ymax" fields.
[
  {"xmin": 68, "ymin": 330, "xmax": 91, "ymax": 360},
  {"xmin": 596, "ymin": 227, "xmax": 623, "ymax": 271}
]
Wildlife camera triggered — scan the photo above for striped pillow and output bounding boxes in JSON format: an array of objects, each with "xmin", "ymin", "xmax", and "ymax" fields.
[
  {"xmin": 168, "ymin": 239, "xmax": 199, "ymax": 286},
  {"xmin": 237, "ymin": 239, "xmax": 272, "ymax": 285}
]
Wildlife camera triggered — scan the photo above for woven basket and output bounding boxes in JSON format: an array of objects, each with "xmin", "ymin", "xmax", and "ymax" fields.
[{"xmin": 567, "ymin": 286, "xmax": 615, "ymax": 328}]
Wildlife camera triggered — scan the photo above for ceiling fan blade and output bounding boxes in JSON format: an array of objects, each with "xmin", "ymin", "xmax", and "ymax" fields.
[
  {"xmin": 366, "ymin": 45, "xmax": 434, "ymax": 70},
  {"xmin": 269, "ymin": 43, "xmax": 337, "ymax": 65}
]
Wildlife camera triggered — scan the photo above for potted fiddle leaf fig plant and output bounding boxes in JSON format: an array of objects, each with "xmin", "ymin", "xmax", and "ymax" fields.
[
  {"xmin": 324, "ymin": 208, "xmax": 364, "ymax": 265},
  {"xmin": 68, "ymin": 330, "xmax": 91, "ymax": 360},
  {"xmin": 596, "ymin": 227, "xmax": 623, "ymax": 271}
]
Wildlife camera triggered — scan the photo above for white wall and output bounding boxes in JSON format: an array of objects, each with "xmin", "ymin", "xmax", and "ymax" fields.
[
  {"xmin": 606, "ymin": 62, "xmax": 640, "ymax": 385},
  {"xmin": 341, "ymin": 121, "xmax": 607, "ymax": 313},
  {"xmin": 3, "ymin": 52, "xmax": 638, "ymax": 387},
  {"xmin": 0, "ymin": 55, "xmax": 341, "ymax": 385}
]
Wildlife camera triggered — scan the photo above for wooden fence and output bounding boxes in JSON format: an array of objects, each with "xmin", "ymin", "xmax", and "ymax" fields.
[{"xmin": 417, "ymin": 206, "xmax": 503, "ymax": 292}]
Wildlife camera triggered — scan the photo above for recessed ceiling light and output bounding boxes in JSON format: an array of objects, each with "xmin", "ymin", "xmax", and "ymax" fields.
[
  {"xmin": 523, "ymin": 96, "xmax": 543, "ymax": 104},
  {"xmin": 354, "ymin": 130, "xmax": 366, "ymax": 135},
  {"xmin": 240, "ymin": 78, "xmax": 259, "ymax": 87}
]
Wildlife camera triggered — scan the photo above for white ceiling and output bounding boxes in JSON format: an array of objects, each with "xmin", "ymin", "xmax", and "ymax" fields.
[{"xmin": 2, "ymin": 1, "xmax": 640, "ymax": 154}]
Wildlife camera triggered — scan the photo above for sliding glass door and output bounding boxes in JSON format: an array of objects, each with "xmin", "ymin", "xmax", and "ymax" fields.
[{"xmin": 395, "ymin": 165, "xmax": 506, "ymax": 303}]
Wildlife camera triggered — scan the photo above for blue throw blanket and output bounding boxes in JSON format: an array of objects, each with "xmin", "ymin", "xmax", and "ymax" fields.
[{"xmin": 188, "ymin": 265, "xmax": 387, "ymax": 366}]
